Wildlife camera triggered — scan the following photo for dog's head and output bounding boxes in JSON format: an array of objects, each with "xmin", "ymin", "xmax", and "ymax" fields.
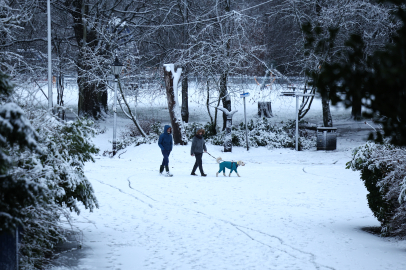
[{"xmin": 237, "ymin": 161, "xmax": 245, "ymax": 166}]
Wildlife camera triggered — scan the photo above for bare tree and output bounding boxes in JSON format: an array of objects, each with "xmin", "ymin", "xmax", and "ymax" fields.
[
  {"xmin": 168, "ymin": 0, "xmax": 264, "ymax": 130},
  {"xmin": 262, "ymin": 0, "xmax": 395, "ymax": 125},
  {"xmin": 163, "ymin": 64, "xmax": 187, "ymax": 145}
]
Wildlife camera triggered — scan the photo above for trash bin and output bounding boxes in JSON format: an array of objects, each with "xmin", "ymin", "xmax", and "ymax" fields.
[
  {"xmin": 0, "ymin": 229, "xmax": 19, "ymax": 270},
  {"xmin": 317, "ymin": 127, "xmax": 337, "ymax": 150}
]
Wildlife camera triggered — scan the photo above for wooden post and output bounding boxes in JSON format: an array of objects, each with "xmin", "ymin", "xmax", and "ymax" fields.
[{"xmin": 163, "ymin": 64, "xmax": 188, "ymax": 145}]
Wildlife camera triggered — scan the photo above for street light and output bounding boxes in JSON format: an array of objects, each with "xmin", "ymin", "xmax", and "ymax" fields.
[
  {"xmin": 111, "ymin": 55, "xmax": 124, "ymax": 156},
  {"xmin": 240, "ymin": 91, "xmax": 250, "ymax": 151},
  {"xmin": 47, "ymin": 0, "xmax": 52, "ymax": 111},
  {"xmin": 281, "ymin": 91, "xmax": 314, "ymax": 151}
]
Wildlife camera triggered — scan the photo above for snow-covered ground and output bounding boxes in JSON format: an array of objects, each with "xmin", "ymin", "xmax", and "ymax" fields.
[{"xmin": 48, "ymin": 84, "xmax": 406, "ymax": 270}]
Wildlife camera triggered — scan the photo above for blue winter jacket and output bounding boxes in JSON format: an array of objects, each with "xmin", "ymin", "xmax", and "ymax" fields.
[{"xmin": 158, "ymin": 125, "xmax": 173, "ymax": 151}]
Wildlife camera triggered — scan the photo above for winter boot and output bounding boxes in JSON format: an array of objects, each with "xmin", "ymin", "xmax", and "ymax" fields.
[
  {"xmin": 191, "ymin": 172, "xmax": 197, "ymax": 176},
  {"xmin": 201, "ymin": 173, "xmax": 207, "ymax": 177},
  {"xmin": 159, "ymin": 165, "xmax": 164, "ymax": 174},
  {"xmin": 165, "ymin": 166, "xmax": 173, "ymax": 177}
]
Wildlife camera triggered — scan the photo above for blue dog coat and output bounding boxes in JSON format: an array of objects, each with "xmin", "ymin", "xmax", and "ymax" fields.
[{"xmin": 218, "ymin": 161, "xmax": 239, "ymax": 174}]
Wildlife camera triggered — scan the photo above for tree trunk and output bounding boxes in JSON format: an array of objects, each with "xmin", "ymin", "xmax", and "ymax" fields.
[
  {"xmin": 224, "ymin": 116, "xmax": 232, "ymax": 152},
  {"xmin": 322, "ymin": 89, "xmax": 333, "ymax": 127},
  {"xmin": 316, "ymin": 0, "xmax": 332, "ymax": 127},
  {"xmin": 77, "ymin": 57, "xmax": 107, "ymax": 119},
  {"xmin": 57, "ymin": 74, "xmax": 65, "ymax": 120},
  {"xmin": 206, "ymin": 81, "xmax": 213, "ymax": 124},
  {"xmin": 206, "ymin": 80, "xmax": 217, "ymax": 135},
  {"xmin": 214, "ymin": 84, "xmax": 221, "ymax": 134},
  {"xmin": 180, "ymin": 0, "xmax": 189, "ymax": 124},
  {"xmin": 163, "ymin": 65, "xmax": 187, "ymax": 145},
  {"xmin": 70, "ymin": 0, "xmax": 107, "ymax": 119},
  {"xmin": 181, "ymin": 76, "xmax": 189, "ymax": 123},
  {"xmin": 258, "ymin": 102, "xmax": 273, "ymax": 117},
  {"xmin": 77, "ymin": 64, "xmax": 99, "ymax": 118},
  {"xmin": 351, "ymin": 94, "xmax": 362, "ymax": 120},
  {"xmin": 220, "ymin": 72, "xmax": 231, "ymax": 130},
  {"xmin": 217, "ymin": 107, "xmax": 237, "ymax": 153}
]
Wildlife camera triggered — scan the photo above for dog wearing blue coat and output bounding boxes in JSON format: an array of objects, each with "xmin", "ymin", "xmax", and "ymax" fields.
[{"xmin": 216, "ymin": 157, "xmax": 245, "ymax": 177}]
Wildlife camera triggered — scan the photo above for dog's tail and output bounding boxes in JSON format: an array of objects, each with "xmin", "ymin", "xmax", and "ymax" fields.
[{"xmin": 216, "ymin": 157, "xmax": 223, "ymax": 164}]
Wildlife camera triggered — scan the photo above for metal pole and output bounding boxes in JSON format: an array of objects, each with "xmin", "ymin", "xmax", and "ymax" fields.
[
  {"xmin": 113, "ymin": 77, "xmax": 118, "ymax": 155},
  {"xmin": 47, "ymin": 0, "xmax": 52, "ymax": 111},
  {"xmin": 16, "ymin": 227, "xmax": 19, "ymax": 270},
  {"xmin": 244, "ymin": 96, "xmax": 249, "ymax": 151},
  {"xmin": 295, "ymin": 95, "xmax": 299, "ymax": 151}
]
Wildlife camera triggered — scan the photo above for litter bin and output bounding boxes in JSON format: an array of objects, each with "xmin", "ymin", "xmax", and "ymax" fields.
[
  {"xmin": 0, "ymin": 229, "xmax": 19, "ymax": 270},
  {"xmin": 317, "ymin": 127, "xmax": 337, "ymax": 150}
]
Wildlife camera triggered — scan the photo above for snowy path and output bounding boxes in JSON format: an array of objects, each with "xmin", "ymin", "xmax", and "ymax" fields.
[{"xmin": 52, "ymin": 129, "xmax": 406, "ymax": 270}]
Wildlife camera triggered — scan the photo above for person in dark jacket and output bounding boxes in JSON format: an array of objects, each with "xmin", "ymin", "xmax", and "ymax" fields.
[
  {"xmin": 190, "ymin": 128, "xmax": 207, "ymax": 176},
  {"xmin": 158, "ymin": 125, "xmax": 173, "ymax": 176}
]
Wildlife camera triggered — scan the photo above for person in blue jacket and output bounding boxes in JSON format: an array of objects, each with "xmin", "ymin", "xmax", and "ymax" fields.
[{"xmin": 158, "ymin": 125, "xmax": 173, "ymax": 176}]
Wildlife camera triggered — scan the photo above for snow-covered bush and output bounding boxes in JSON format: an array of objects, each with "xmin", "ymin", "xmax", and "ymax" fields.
[
  {"xmin": 207, "ymin": 118, "xmax": 316, "ymax": 150},
  {"xmin": 123, "ymin": 119, "xmax": 161, "ymax": 137},
  {"xmin": 35, "ymin": 117, "xmax": 99, "ymax": 213},
  {"xmin": 119, "ymin": 118, "xmax": 316, "ymax": 150},
  {"xmin": 184, "ymin": 122, "xmax": 214, "ymax": 140},
  {"xmin": 347, "ymin": 141, "xmax": 406, "ymax": 236},
  {"xmin": 115, "ymin": 121, "xmax": 161, "ymax": 151},
  {"xmin": 0, "ymin": 73, "xmax": 43, "ymax": 233},
  {"xmin": 15, "ymin": 116, "xmax": 100, "ymax": 268},
  {"xmin": 18, "ymin": 205, "xmax": 67, "ymax": 269},
  {"xmin": 1, "ymin": 72, "xmax": 99, "ymax": 268}
]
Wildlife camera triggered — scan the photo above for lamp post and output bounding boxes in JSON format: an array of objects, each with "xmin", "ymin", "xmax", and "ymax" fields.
[
  {"xmin": 111, "ymin": 56, "xmax": 124, "ymax": 156},
  {"xmin": 240, "ymin": 91, "xmax": 250, "ymax": 151},
  {"xmin": 280, "ymin": 91, "xmax": 314, "ymax": 151},
  {"xmin": 47, "ymin": 0, "xmax": 52, "ymax": 111}
]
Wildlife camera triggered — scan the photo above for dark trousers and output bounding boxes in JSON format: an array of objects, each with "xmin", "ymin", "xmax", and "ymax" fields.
[
  {"xmin": 161, "ymin": 150, "xmax": 170, "ymax": 166},
  {"xmin": 192, "ymin": 152, "xmax": 204, "ymax": 174}
]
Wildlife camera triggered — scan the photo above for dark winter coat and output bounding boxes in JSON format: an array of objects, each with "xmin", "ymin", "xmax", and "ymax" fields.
[
  {"xmin": 190, "ymin": 135, "xmax": 207, "ymax": 155},
  {"xmin": 158, "ymin": 125, "xmax": 173, "ymax": 151}
]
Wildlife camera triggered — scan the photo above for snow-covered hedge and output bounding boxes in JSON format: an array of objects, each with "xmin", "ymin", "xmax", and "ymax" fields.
[
  {"xmin": 115, "ymin": 121, "xmax": 161, "ymax": 152},
  {"xmin": 347, "ymin": 141, "xmax": 406, "ymax": 236},
  {"xmin": 206, "ymin": 118, "xmax": 315, "ymax": 150},
  {"xmin": 184, "ymin": 118, "xmax": 315, "ymax": 150},
  {"xmin": 120, "ymin": 118, "xmax": 316, "ymax": 150}
]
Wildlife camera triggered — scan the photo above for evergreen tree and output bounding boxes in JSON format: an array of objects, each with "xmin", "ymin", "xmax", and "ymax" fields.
[
  {"xmin": 307, "ymin": 0, "xmax": 406, "ymax": 145},
  {"xmin": 0, "ymin": 73, "xmax": 43, "ymax": 233}
]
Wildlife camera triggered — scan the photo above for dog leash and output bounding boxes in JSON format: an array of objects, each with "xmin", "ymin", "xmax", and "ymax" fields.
[{"xmin": 205, "ymin": 152, "xmax": 217, "ymax": 160}]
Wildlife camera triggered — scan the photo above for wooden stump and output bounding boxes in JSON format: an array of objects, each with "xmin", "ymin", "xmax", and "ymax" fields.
[{"xmin": 258, "ymin": 102, "xmax": 273, "ymax": 117}]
